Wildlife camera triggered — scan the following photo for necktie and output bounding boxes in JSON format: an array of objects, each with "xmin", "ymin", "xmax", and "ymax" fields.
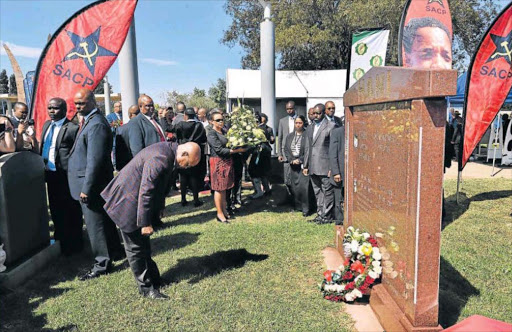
[
  {"xmin": 150, "ymin": 118, "xmax": 165, "ymax": 142},
  {"xmin": 78, "ymin": 117, "xmax": 85, "ymax": 132},
  {"xmin": 42, "ymin": 123, "xmax": 55, "ymax": 163}
]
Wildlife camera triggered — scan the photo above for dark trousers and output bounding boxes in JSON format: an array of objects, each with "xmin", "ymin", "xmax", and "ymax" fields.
[
  {"xmin": 121, "ymin": 229, "xmax": 161, "ymax": 293},
  {"xmin": 310, "ymin": 174, "xmax": 334, "ymax": 219},
  {"xmin": 46, "ymin": 170, "xmax": 83, "ymax": 255},
  {"xmin": 333, "ymin": 183, "xmax": 344, "ymax": 225},
  {"xmin": 180, "ymin": 158, "xmax": 206, "ymax": 203},
  {"xmin": 80, "ymin": 195, "xmax": 123, "ymax": 273}
]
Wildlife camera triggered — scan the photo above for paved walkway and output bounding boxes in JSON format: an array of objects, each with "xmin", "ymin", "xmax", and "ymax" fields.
[{"xmin": 444, "ymin": 160, "xmax": 512, "ymax": 179}]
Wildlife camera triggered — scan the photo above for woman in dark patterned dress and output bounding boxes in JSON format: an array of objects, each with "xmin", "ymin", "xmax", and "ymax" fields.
[{"xmin": 207, "ymin": 110, "xmax": 246, "ymax": 223}]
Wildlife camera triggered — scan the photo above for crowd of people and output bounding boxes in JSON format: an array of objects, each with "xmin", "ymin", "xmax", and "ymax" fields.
[{"xmin": 0, "ymin": 91, "xmax": 347, "ymax": 300}]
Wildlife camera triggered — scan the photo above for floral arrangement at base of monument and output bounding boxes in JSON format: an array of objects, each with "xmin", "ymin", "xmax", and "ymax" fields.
[
  {"xmin": 320, "ymin": 226, "xmax": 382, "ymax": 302},
  {"xmin": 226, "ymin": 102, "xmax": 267, "ymax": 148}
]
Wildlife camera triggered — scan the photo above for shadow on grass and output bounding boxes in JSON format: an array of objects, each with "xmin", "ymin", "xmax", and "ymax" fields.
[
  {"xmin": 0, "ymin": 253, "xmax": 91, "ymax": 332},
  {"xmin": 438, "ymin": 256, "xmax": 480, "ymax": 327},
  {"xmin": 442, "ymin": 189, "xmax": 512, "ymax": 230},
  {"xmin": 152, "ymin": 232, "xmax": 201, "ymax": 255},
  {"xmin": 161, "ymin": 249, "xmax": 268, "ymax": 284}
]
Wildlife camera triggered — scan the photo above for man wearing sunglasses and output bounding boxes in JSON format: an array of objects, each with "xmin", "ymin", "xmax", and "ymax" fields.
[
  {"xmin": 324, "ymin": 101, "xmax": 343, "ymax": 128},
  {"xmin": 40, "ymin": 97, "xmax": 83, "ymax": 255}
]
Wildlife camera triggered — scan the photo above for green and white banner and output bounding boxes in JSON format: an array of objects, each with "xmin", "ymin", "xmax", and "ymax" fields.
[{"xmin": 349, "ymin": 29, "xmax": 390, "ymax": 88}]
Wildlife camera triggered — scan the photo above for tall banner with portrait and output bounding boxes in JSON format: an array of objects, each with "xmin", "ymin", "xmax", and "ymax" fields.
[
  {"xmin": 398, "ymin": 0, "xmax": 453, "ymax": 69},
  {"xmin": 347, "ymin": 28, "xmax": 390, "ymax": 88},
  {"xmin": 30, "ymin": 0, "xmax": 137, "ymax": 137},
  {"xmin": 461, "ymin": 3, "xmax": 512, "ymax": 169}
]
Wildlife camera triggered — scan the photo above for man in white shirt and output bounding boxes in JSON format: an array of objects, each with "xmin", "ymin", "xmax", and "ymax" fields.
[
  {"xmin": 40, "ymin": 97, "xmax": 83, "ymax": 255},
  {"xmin": 277, "ymin": 101, "xmax": 297, "ymax": 194}
]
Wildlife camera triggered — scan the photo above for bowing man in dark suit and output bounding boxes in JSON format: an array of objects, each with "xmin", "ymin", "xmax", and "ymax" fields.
[
  {"xmin": 40, "ymin": 97, "xmax": 83, "ymax": 255},
  {"xmin": 170, "ymin": 108, "xmax": 207, "ymax": 206},
  {"xmin": 128, "ymin": 95, "xmax": 166, "ymax": 157},
  {"xmin": 68, "ymin": 89, "xmax": 123, "ymax": 281},
  {"xmin": 101, "ymin": 142, "xmax": 201, "ymax": 299},
  {"xmin": 329, "ymin": 125, "xmax": 345, "ymax": 225},
  {"xmin": 114, "ymin": 105, "xmax": 140, "ymax": 171},
  {"xmin": 303, "ymin": 103, "xmax": 336, "ymax": 224},
  {"xmin": 325, "ymin": 101, "xmax": 343, "ymax": 128}
]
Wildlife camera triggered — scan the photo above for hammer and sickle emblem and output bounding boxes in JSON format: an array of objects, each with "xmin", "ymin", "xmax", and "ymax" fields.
[
  {"xmin": 491, "ymin": 41, "xmax": 512, "ymax": 61},
  {"xmin": 66, "ymin": 41, "xmax": 99, "ymax": 66}
]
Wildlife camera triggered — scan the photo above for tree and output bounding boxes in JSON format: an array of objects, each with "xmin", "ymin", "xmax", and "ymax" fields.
[
  {"xmin": 8, "ymin": 74, "xmax": 17, "ymax": 95},
  {"xmin": 93, "ymin": 79, "xmax": 113, "ymax": 95},
  {"xmin": 208, "ymin": 78, "xmax": 227, "ymax": 109},
  {"xmin": 163, "ymin": 88, "xmax": 218, "ymax": 110},
  {"xmin": 0, "ymin": 70, "xmax": 8, "ymax": 94},
  {"xmin": 223, "ymin": 0, "xmax": 499, "ymax": 71}
]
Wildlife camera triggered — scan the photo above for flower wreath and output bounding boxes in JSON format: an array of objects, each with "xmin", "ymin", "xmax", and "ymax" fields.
[{"xmin": 320, "ymin": 226, "xmax": 382, "ymax": 302}]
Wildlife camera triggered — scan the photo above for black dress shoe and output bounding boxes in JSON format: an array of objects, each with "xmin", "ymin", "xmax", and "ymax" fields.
[
  {"xmin": 194, "ymin": 200, "xmax": 204, "ymax": 207},
  {"xmin": 142, "ymin": 289, "xmax": 169, "ymax": 300},
  {"xmin": 216, "ymin": 216, "xmax": 229, "ymax": 223},
  {"xmin": 181, "ymin": 200, "xmax": 188, "ymax": 206},
  {"xmin": 79, "ymin": 270, "xmax": 108, "ymax": 281}
]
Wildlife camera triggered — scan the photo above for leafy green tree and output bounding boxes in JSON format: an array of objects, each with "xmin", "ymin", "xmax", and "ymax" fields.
[
  {"xmin": 93, "ymin": 79, "xmax": 113, "ymax": 95},
  {"xmin": 223, "ymin": 0, "xmax": 498, "ymax": 71},
  {"xmin": 208, "ymin": 78, "xmax": 226, "ymax": 109},
  {"xmin": 0, "ymin": 70, "xmax": 8, "ymax": 94},
  {"xmin": 8, "ymin": 74, "xmax": 17, "ymax": 95}
]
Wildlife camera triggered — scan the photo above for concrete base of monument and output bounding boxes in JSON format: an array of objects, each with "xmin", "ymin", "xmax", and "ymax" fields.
[
  {"xmin": 0, "ymin": 241, "xmax": 61, "ymax": 290},
  {"xmin": 322, "ymin": 246, "xmax": 384, "ymax": 332},
  {"xmin": 370, "ymin": 285, "xmax": 442, "ymax": 332}
]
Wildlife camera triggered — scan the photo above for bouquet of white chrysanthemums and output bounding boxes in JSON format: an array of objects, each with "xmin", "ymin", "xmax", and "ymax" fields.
[{"xmin": 226, "ymin": 104, "xmax": 267, "ymax": 148}]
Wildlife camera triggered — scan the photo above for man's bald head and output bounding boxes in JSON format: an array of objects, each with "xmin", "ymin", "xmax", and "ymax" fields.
[
  {"xmin": 138, "ymin": 95, "xmax": 155, "ymax": 117},
  {"xmin": 74, "ymin": 88, "xmax": 96, "ymax": 115},
  {"xmin": 128, "ymin": 105, "xmax": 140, "ymax": 119},
  {"xmin": 176, "ymin": 142, "xmax": 201, "ymax": 169}
]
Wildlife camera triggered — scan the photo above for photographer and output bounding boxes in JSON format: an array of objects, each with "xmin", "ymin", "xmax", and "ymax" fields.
[
  {"xmin": 0, "ymin": 116, "xmax": 16, "ymax": 155},
  {"xmin": 10, "ymin": 102, "xmax": 38, "ymax": 153}
]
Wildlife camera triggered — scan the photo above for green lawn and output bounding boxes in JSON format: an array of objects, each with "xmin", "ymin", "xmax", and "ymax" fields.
[{"xmin": 0, "ymin": 179, "xmax": 510, "ymax": 331}]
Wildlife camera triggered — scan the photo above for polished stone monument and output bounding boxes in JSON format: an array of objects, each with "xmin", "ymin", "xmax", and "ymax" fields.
[
  {"xmin": 342, "ymin": 67, "xmax": 457, "ymax": 332},
  {"xmin": 0, "ymin": 152, "xmax": 49, "ymax": 266}
]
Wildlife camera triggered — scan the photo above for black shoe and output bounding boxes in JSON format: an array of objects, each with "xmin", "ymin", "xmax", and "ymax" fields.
[
  {"xmin": 142, "ymin": 289, "xmax": 169, "ymax": 300},
  {"xmin": 316, "ymin": 218, "xmax": 334, "ymax": 225},
  {"xmin": 216, "ymin": 216, "xmax": 229, "ymax": 223},
  {"xmin": 194, "ymin": 200, "xmax": 204, "ymax": 207},
  {"xmin": 308, "ymin": 215, "xmax": 322, "ymax": 223},
  {"xmin": 79, "ymin": 269, "xmax": 108, "ymax": 281},
  {"xmin": 181, "ymin": 200, "xmax": 188, "ymax": 206}
]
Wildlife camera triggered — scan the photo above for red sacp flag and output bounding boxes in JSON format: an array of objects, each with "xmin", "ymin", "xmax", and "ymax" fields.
[
  {"xmin": 462, "ymin": 3, "xmax": 512, "ymax": 168},
  {"xmin": 30, "ymin": 0, "xmax": 137, "ymax": 138},
  {"xmin": 398, "ymin": 0, "xmax": 453, "ymax": 68}
]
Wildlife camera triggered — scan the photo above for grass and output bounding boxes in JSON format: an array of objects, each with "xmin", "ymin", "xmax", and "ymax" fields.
[{"xmin": 0, "ymin": 179, "xmax": 510, "ymax": 331}]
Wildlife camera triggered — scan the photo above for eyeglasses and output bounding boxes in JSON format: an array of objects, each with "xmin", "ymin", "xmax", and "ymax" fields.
[
  {"xmin": 286, "ymin": 108, "xmax": 294, "ymax": 110},
  {"xmin": 313, "ymin": 112, "xmax": 322, "ymax": 115},
  {"xmin": 74, "ymin": 102, "xmax": 86, "ymax": 106},
  {"xmin": 327, "ymin": 107, "xmax": 335, "ymax": 110},
  {"xmin": 213, "ymin": 119, "xmax": 224, "ymax": 122},
  {"xmin": 47, "ymin": 106, "xmax": 60, "ymax": 110}
]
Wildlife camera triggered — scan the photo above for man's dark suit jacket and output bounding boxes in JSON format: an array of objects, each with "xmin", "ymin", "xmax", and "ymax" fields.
[
  {"xmin": 329, "ymin": 126, "xmax": 345, "ymax": 185},
  {"xmin": 128, "ymin": 113, "xmax": 163, "ymax": 157},
  {"xmin": 172, "ymin": 120, "xmax": 206, "ymax": 145},
  {"xmin": 101, "ymin": 142, "xmax": 175, "ymax": 233},
  {"xmin": 68, "ymin": 110, "xmax": 114, "ymax": 200},
  {"xmin": 115, "ymin": 122, "xmax": 133, "ymax": 171},
  {"xmin": 40, "ymin": 119, "xmax": 79, "ymax": 172},
  {"xmin": 327, "ymin": 115, "xmax": 343, "ymax": 128}
]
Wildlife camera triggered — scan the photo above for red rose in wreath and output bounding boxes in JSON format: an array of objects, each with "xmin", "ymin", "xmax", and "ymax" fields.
[{"xmin": 350, "ymin": 261, "xmax": 365, "ymax": 274}]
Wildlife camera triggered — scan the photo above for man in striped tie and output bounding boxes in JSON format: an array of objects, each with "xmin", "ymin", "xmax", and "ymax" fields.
[{"xmin": 40, "ymin": 97, "xmax": 83, "ymax": 255}]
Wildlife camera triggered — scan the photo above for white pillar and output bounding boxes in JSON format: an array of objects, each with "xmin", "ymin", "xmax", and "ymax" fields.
[
  {"xmin": 6, "ymin": 99, "xmax": 12, "ymax": 117},
  {"xmin": 259, "ymin": 1, "xmax": 276, "ymax": 152},
  {"xmin": 118, "ymin": 18, "xmax": 139, "ymax": 122},
  {"xmin": 104, "ymin": 76, "xmax": 111, "ymax": 115}
]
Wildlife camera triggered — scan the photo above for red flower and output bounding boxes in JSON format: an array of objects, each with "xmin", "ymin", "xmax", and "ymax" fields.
[
  {"xmin": 365, "ymin": 276, "xmax": 375, "ymax": 284},
  {"xmin": 345, "ymin": 282, "xmax": 355, "ymax": 290},
  {"xmin": 323, "ymin": 270, "xmax": 333, "ymax": 282},
  {"xmin": 369, "ymin": 238, "xmax": 378, "ymax": 247},
  {"xmin": 343, "ymin": 258, "xmax": 351, "ymax": 266},
  {"xmin": 342, "ymin": 271, "xmax": 353, "ymax": 280},
  {"xmin": 350, "ymin": 261, "xmax": 365, "ymax": 274}
]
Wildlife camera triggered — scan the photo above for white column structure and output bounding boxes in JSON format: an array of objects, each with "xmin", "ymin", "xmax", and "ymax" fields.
[
  {"xmin": 104, "ymin": 76, "xmax": 111, "ymax": 115},
  {"xmin": 118, "ymin": 18, "xmax": 140, "ymax": 122},
  {"xmin": 259, "ymin": 1, "xmax": 276, "ymax": 149}
]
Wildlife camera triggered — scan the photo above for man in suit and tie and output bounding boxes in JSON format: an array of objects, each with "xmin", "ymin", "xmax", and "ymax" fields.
[
  {"xmin": 277, "ymin": 101, "xmax": 297, "ymax": 196},
  {"xmin": 114, "ymin": 104, "xmax": 139, "ymax": 171},
  {"xmin": 68, "ymin": 88, "xmax": 123, "ymax": 281},
  {"xmin": 40, "ymin": 97, "xmax": 83, "ymax": 255},
  {"xmin": 329, "ymin": 125, "xmax": 345, "ymax": 225},
  {"xmin": 129, "ymin": 95, "xmax": 166, "ymax": 157},
  {"xmin": 303, "ymin": 103, "xmax": 336, "ymax": 224},
  {"xmin": 101, "ymin": 142, "xmax": 201, "ymax": 299},
  {"xmin": 106, "ymin": 102, "xmax": 123, "ymax": 126},
  {"xmin": 325, "ymin": 101, "xmax": 343, "ymax": 128}
]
